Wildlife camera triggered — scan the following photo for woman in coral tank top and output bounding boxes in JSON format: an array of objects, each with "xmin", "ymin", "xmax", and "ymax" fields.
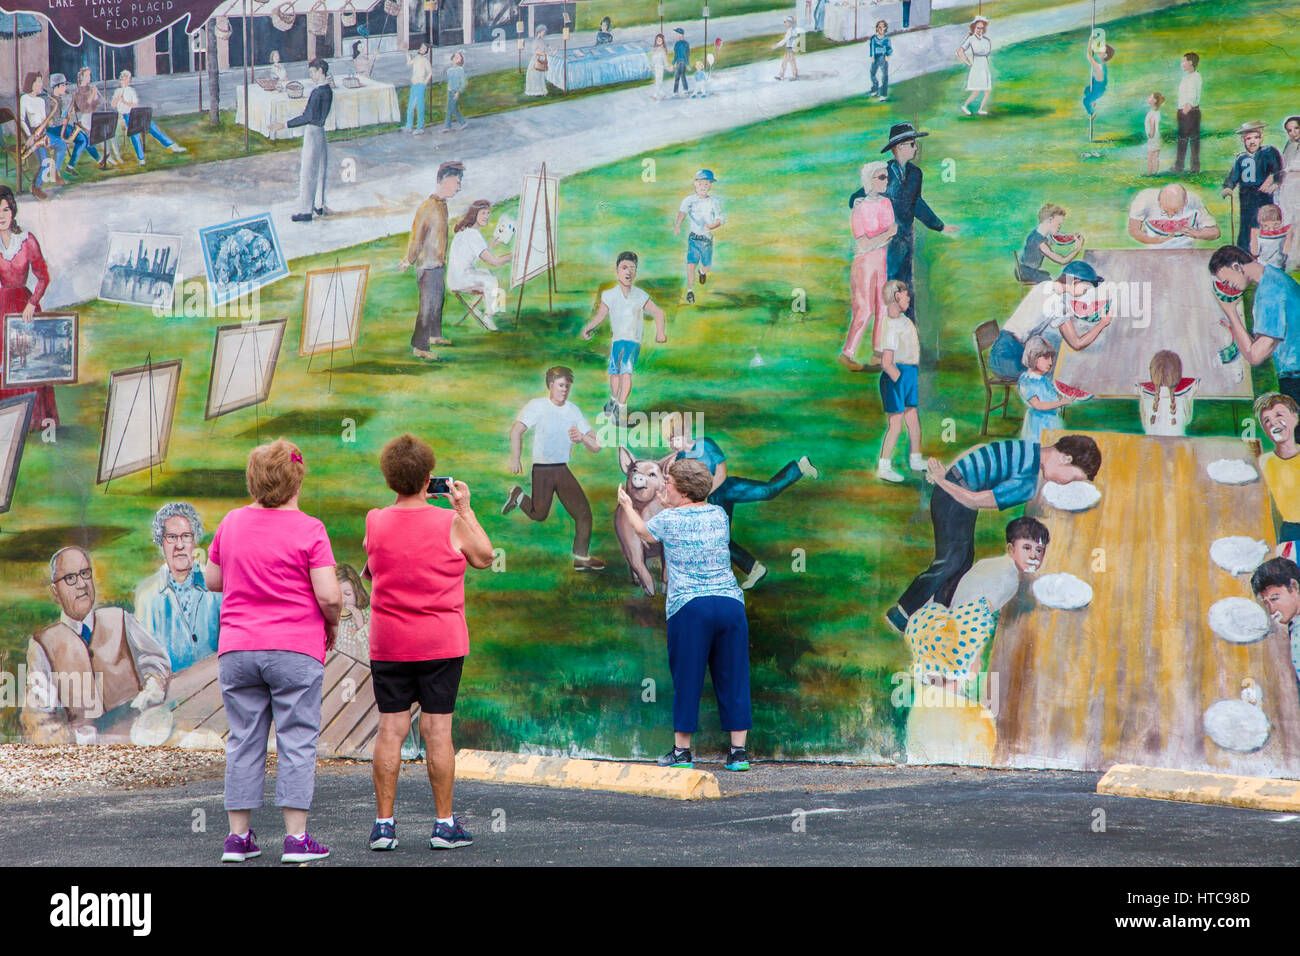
[{"xmin": 363, "ymin": 433, "xmax": 494, "ymax": 853}]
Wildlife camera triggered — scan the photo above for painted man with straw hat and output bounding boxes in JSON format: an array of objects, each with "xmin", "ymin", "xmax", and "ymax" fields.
[{"xmin": 1223, "ymin": 119, "xmax": 1283, "ymax": 249}]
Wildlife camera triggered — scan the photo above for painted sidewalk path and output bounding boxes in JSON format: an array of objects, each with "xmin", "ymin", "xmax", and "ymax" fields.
[{"xmin": 34, "ymin": 0, "xmax": 1188, "ymax": 310}]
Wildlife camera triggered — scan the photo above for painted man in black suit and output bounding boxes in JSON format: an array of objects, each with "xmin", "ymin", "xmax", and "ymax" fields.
[{"xmin": 848, "ymin": 122, "xmax": 958, "ymax": 318}]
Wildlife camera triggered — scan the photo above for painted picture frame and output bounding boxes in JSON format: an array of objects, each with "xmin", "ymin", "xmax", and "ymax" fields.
[
  {"xmin": 98, "ymin": 231, "xmax": 182, "ymax": 311},
  {"xmin": 299, "ymin": 264, "xmax": 369, "ymax": 357},
  {"xmin": 2, "ymin": 313, "xmax": 79, "ymax": 388},
  {"xmin": 198, "ymin": 213, "xmax": 289, "ymax": 307},
  {"xmin": 0, "ymin": 392, "xmax": 36, "ymax": 515},
  {"xmin": 96, "ymin": 359, "xmax": 183, "ymax": 484},
  {"xmin": 206, "ymin": 319, "xmax": 287, "ymax": 419}
]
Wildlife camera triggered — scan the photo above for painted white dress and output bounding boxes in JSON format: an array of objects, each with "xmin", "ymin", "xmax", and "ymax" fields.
[
  {"xmin": 1279, "ymin": 140, "xmax": 1300, "ymax": 233},
  {"xmin": 525, "ymin": 39, "xmax": 548, "ymax": 96},
  {"xmin": 650, "ymin": 46, "xmax": 668, "ymax": 99},
  {"xmin": 959, "ymin": 34, "xmax": 993, "ymax": 91}
]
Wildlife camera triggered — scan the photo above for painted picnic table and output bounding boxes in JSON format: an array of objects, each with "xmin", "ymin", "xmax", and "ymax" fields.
[
  {"xmin": 989, "ymin": 430, "xmax": 1300, "ymax": 776},
  {"xmin": 1015, "ymin": 248, "xmax": 1254, "ymax": 401},
  {"xmin": 99, "ymin": 649, "xmax": 381, "ymax": 759}
]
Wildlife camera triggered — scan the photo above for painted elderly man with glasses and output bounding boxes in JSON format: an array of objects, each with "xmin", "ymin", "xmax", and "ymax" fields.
[
  {"xmin": 22, "ymin": 546, "xmax": 170, "ymax": 745},
  {"xmin": 135, "ymin": 502, "xmax": 223, "ymax": 672}
]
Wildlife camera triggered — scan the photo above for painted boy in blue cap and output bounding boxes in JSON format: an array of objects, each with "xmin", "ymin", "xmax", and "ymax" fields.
[
  {"xmin": 987, "ymin": 259, "xmax": 1114, "ymax": 380},
  {"xmin": 674, "ymin": 169, "xmax": 724, "ymax": 304},
  {"xmin": 848, "ymin": 122, "xmax": 958, "ymax": 320}
]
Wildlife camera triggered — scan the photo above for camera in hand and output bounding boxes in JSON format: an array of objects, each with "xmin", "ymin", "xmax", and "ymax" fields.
[{"xmin": 428, "ymin": 475, "xmax": 454, "ymax": 497}]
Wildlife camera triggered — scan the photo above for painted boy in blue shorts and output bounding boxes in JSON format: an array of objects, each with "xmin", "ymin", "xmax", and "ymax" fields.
[
  {"xmin": 673, "ymin": 169, "xmax": 724, "ymax": 304},
  {"xmin": 580, "ymin": 250, "xmax": 667, "ymax": 424},
  {"xmin": 876, "ymin": 280, "xmax": 924, "ymax": 482}
]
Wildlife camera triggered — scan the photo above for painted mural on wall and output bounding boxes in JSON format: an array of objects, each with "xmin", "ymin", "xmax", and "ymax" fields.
[{"xmin": 2, "ymin": 0, "xmax": 1300, "ymax": 776}]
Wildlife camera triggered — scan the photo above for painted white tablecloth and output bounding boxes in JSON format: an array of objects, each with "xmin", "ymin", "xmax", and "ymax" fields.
[
  {"xmin": 544, "ymin": 42, "xmax": 653, "ymax": 92},
  {"xmin": 235, "ymin": 78, "xmax": 400, "ymax": 140},
  {"xmin": 822, "ymin": 0, "xmax": 930, "ymax": 41}
]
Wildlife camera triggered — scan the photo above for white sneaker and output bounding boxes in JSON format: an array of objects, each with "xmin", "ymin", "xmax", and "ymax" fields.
[
  {"xmin": 477, "ymin": 311, "xmax": 500, "ymax": 332},
  {"xmin": 169, "ymin": 143, "xmax": 187, "ymax": 153},
  {"xmin": 877, "ymin": 461, "xmax": 905, "ymax": 483},
  {"xmin": 909, "ymin": 454, "xmax": 926, "ymax": 472},
  {"xmin": 740, "ymin": 562, "xmax": 768, "ymax": 590},
  {"xmin": 797, "ymin": 455, "xmax": 819, "ymax": 479}
]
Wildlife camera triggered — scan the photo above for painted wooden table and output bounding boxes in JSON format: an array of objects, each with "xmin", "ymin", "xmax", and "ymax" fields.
[
  {"xmin": 100, "ymin": 649, "xmax": 382, "ymax": 759},
  {"xmin": 1014, "ymin": 248, "xmax": 1254, "ymax": 401},
  {"xmin": 989, "ymin": 430, "xmax": 1300, "ymax": 776}
]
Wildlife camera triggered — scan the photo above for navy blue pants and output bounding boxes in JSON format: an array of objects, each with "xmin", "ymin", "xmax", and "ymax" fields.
[{"xmin": 666, "ymin": 596, "xmax": 752, "ymax": 734}]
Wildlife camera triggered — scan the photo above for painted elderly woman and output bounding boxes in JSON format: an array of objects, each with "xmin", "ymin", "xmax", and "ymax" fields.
[
  {"xmin": 841, "ymin": 160, "xmax": 897, "ymax": 371},
  {"xmin": 133, "ymin": 502, "xmax": 223, "ymax": 673}
]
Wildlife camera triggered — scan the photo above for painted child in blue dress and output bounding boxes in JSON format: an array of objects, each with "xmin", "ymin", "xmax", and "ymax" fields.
[{"xmin": 1018, "ymin": 336, "xmax": 1075, "ymax": 444}]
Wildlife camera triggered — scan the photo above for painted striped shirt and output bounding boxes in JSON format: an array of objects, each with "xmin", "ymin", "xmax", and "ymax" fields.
[{"xmin": 954, "ymin": 440, "xmax": 1042, "ymax": 510}]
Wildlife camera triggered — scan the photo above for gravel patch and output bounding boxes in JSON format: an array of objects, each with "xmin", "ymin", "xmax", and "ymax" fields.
[{"xmin": 0, "ymin": 744, "xmax": 227, "ymax": 798}]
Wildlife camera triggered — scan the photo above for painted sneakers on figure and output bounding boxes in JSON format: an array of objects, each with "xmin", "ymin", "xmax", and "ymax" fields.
[
  {"xmin": 798, "ymin": 456, "xmax": 820, "ymax": 479},
  {"xmin": 502, "ymin": 485, "xmax": 523, "ymax": 515},
  {"xmin": 658, "ymin": 747, "xmax": 693, "ymax": 769},
  {"xmin": 740, "ymin": 562, "xmax": 768, "ymax": 590},
  {"xmin": 877, "ymin": 460, "xmax": 905, "ymax": 483},
  {"xmin": 221, "ymin": 829, "xmax": 261, "ymax": 863},
  {"xmin": 282, "ymin": 832, "xmax": 331, "ymax": 863},
  {"xmin": 369, "ymin": 821, "xmax": 399, "ymax": 851},
  {"xmin": 909, "ymin": 454, "xmax": 927, "ymax": 472},
  {"xmin": 430, "ymin": 817, "xmax": 474, "ymax": 849}
]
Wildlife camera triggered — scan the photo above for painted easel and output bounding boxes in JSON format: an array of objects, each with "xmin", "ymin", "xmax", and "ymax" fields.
[
  {"xmin": 304, "ymin": 258, "xmax": 361, "ymax": 393},
  {"xmin": 513, "ymin": 162, "xmax": 559, "ymax": 329}
]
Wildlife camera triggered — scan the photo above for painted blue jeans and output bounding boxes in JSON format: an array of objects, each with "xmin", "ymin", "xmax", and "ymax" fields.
[
  {"xmin": 445, "ymin": 91, "xmax": 465, "ymax": 128},
  {"xmin": 708, "ymin": 460, "xmax": 804, "ymax": 573},
  {"xmin": 405, "ymin": 82, "xmax": 427, "ymax": 129},
  {"xmin": 128, "ymin": 122, "xmax": 176, "ymax": 160}
]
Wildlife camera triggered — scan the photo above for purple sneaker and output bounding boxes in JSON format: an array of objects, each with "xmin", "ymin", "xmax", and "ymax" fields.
[
  {"xmin": 282, "ymin": 832, "xmax": 331, "ymax": 863},
  {"xmin": 221, "ymin": 829, "xmax": 261, "ymax": 863}
]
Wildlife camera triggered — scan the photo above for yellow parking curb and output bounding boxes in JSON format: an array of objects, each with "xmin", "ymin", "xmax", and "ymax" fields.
[
  {"xmin": 1097, "ymin": 764, "xmax": 1300, "ymax": 812},
  {"xmin": 454, "ymin": 749, "xmax": 721, "ymax": 800}
]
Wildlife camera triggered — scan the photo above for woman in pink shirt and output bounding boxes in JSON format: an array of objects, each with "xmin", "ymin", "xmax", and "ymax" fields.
[
  {"xmin": 843, "ymin": 160, "xmax": 898, "ymax": 372},
  {"xmin": 206, "ymin": 439, "xmax": 341, "ymax": 864},
  {"xmin": 363, "ymin": 433, "xmax": 493, "ymax": 853}
]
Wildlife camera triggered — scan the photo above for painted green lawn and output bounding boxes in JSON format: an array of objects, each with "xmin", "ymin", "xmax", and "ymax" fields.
[{"xmin": 2, "ymin": 0, "xmax": 1295, "ymax": 757}]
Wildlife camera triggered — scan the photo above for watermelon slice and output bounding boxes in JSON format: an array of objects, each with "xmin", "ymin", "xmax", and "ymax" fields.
[
  {"xmin": 1213, "ymin": 278, "xmax": 1244, "ymax": 302},
  {"xmin": 1144, "ymin": 215, "xmax": 1196, "ymax": 237},
  {"xmin": 1050, "ymin": 233, "xmax": 1078, "ymax": 245},
  {"xmin": 1261, "ymin": 223, "xmax": 1291, "ymax": 239},
  {"xmin": 1055, "ymin": 381, "xmax": 1093, "ymax": 402},
  {"xmin": 1138, "ymin": 377, "xmax": 1198, "ymax": 397},
  {"xmin": 1068, "ymin": 295, "xmax": 1107, "ymax": 319}
]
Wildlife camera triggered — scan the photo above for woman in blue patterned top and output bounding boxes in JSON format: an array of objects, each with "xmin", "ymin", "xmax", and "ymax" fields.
[{"xmin": 617, "ymin": 457, "xmax": 752, "ymax": 772}]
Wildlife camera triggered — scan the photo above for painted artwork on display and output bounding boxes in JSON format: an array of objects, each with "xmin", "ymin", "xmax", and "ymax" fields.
[
  {"xmin": 0, "ymin": 393, "xmax": 36, "ymax": 514},
  {"xmin": 98, "ymin": 232, "xmax": 182, "ymax": 311},
  {"xmin": 95, "ymin": 360, "xmax": 183, "ymax": 484},
  {"xmin": 3, "ymin": 0, "xmax": 1300, "ymax": 788},
  {"xmin": 299, "ymin": 265, "xmax": 369, "ymax": 357},
  {"xmin": 205, "ymin": 319, "xmax": 287, "ymax": 418},
  {"xmin": 1, "ymin": 314, "xmax": 77, "ymax": 388},
  {"xmin": 198, "ymin": 214, "xmax": 289, "ymax": 307}
]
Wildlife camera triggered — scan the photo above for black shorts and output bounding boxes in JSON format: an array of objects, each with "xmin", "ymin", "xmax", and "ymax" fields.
[{"xmin": 371, "ymin": 657, "xmax": 465, "ymax": 714}]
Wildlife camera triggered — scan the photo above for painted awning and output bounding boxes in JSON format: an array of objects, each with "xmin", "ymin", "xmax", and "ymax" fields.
[
  {"xmin": 209, "ymin": 0, "xmax": 383, "ymax": 16},
  {"xmin": 0, "ymin": 11, "xmax": 43, "ymax": 37}
]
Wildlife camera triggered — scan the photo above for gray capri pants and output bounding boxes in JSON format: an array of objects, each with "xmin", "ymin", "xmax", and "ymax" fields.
[{"xmin": 219, "ymin": 650, "xmax": 325, "ymax": 811}]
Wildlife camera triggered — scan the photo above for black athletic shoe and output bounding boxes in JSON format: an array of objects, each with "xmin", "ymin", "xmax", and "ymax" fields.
[
  {"xmin": 724, "ymin": 747, "xmax": 750, "ymax": 771},
  {"xmin": 697, "ymin": 269, "xmax": 707, "ymax": 285},
  {"xmin": 685, "ymin": 290, "xmax": 695, "ymax": 304},
  {"xmin": 291, "ymin": 213, "xmax": 313, "ymax": 223},
  {"xmin": 885, "ymin": 605, "xmax": 909, "ymax": 635},
  {"xmin": 657, "ymin": 747, "xmax": 692, "ymax": 768}
]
